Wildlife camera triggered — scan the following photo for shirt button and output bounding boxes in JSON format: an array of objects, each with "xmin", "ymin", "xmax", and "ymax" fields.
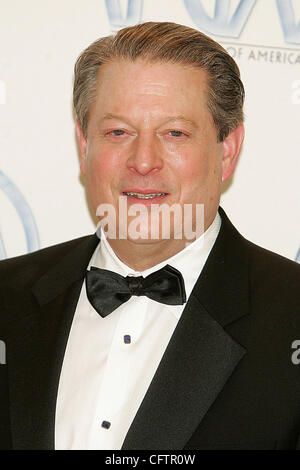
[
  {"xmin": 101, "ymin": 421, "xmax": 111, "ymax": 429},
  {"xmin": 124, "ymin": 335, "xmax": 131, "ymax": 344}
]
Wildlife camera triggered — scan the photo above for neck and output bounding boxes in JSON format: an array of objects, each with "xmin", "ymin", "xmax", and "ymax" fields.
[
  {"xmin": 104, "ymin": 211, "xmax": 218, "ymax": 271},
  {"xmin": 107, "ymin": 237, "xmax": 193, "ymax": 271}
]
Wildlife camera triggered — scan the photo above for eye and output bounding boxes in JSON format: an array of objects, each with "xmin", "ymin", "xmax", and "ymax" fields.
[
  {"xmin": 169, "ymin": 130, "xmax": 185, "ymax": 137},
  {"xmin": 109, "ymin": 129, "xmax": 125, "ymax": 136}
]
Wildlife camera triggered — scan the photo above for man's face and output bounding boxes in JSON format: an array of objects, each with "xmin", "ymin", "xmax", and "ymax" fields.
[{"xmin": 77, "ymin": 59, "xmax": 243, "ymax": 244}]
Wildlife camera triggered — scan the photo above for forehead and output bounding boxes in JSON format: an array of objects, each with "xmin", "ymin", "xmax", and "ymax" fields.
[{"xmin": 91, "ymin": 59, "xmax": 210, "ymax": 120}]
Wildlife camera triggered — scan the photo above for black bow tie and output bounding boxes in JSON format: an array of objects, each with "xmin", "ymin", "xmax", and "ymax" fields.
[{"xmin": 85, "ymin": 264, "xmax": 186, "ymax": 317}]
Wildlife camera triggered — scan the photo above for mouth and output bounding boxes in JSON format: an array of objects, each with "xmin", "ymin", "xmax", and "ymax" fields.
[{"xmin": 122, "ymin": 189, "xmax": 169, "ymax": 202}]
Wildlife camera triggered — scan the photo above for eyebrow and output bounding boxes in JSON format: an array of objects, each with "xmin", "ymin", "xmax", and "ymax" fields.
[{"xmin": 101, "ymin": 113, "xmax": 197, "ymax": 128}]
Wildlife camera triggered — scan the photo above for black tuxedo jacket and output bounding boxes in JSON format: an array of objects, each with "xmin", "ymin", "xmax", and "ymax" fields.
[{"xmin": 1, "ymin": 208, "xmax": 300, "ymax": 450}]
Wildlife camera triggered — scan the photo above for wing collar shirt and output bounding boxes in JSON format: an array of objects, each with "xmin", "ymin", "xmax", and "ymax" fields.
[{"xmin": 55, "ymin": 212, "xmax": 221, "ymax": 450}]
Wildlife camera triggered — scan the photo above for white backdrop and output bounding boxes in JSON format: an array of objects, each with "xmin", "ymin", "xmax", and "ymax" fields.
[{"xmin": 0, "ymin": 0, "xmax": 299, "ymax": 261}]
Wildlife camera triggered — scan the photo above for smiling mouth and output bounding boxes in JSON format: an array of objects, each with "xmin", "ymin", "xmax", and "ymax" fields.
[{"xmin": 122, "ymin": 191, "xmax": 168, "ymax": 199}]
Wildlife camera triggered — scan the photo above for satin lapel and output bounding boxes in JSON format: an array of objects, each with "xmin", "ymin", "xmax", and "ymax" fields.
[
  {"xmin": 6, "ymin": 234, "xmax": 99, "ymax": 450},
  {"xmin": 122, "ymin": 209, "xmax": 249, "ymax": 450}
]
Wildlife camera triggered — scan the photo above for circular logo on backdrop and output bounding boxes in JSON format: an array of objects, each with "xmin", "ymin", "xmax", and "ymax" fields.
[
  {"xmin": 296, "ymin": 247, "xmax": 300, "ymax": 264},
  {"xmin": 0, "ymin": 170, "xmax": 40, "ymax": 260}
]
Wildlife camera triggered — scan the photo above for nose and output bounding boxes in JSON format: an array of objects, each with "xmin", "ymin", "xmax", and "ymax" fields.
[{"xmin": 126, "ymin": 132, "xmax": 163, "ymax": 176}]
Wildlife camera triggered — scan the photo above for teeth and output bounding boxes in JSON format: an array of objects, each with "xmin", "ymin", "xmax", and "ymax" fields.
[{"xmin": 123, "ymin": 192, "xmax": 167, "ymax": 199}]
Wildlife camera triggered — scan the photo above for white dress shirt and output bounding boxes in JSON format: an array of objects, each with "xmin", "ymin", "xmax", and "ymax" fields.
[{"xmin": 55, "ymin": 213, "xmax": 221, "ymax": 450}]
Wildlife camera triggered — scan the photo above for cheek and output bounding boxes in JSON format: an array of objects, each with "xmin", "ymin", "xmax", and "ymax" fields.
[
  {"xmin": 177, "ymin": 149, "xmax": 222, "ymax": 199},
  {"xmin": 85, "ymin": 147, "xmax": 120, "ymax": 187},
  {"xmin": 178, "ymin": 153, "xmax": 209, "ymax": 189}
]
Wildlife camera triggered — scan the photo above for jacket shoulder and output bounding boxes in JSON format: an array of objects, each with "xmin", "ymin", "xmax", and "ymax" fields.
[
  {"xmin": 244, "ymin": 239, "xmax": 300, "ymax": 312},
  {"xmin": 246, "ymin": 238, "xmax": 300, "ymax": 279},
  {"xmin": 0, "ymin": 235, "xmax": 95, "ymax": 288}
]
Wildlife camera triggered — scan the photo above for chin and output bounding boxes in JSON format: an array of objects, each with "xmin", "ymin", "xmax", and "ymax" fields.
[{"xmin": 127, "ymin": 236, "xmax": 163, "ymax": 245}]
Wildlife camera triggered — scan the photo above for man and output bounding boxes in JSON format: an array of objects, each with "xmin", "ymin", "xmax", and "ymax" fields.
[{"xmin": 0, "ymin": 22, "xmax": 300, "ymax": 450}]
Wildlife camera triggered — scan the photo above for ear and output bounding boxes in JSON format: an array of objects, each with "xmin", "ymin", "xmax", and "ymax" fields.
[
  {"xmin": 221, "ymin": 123, "xmax": 244, "ymax": 182},
  {"xmin": 75, "ymin": 120, "xmax": 87, "ymax": 175}
]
